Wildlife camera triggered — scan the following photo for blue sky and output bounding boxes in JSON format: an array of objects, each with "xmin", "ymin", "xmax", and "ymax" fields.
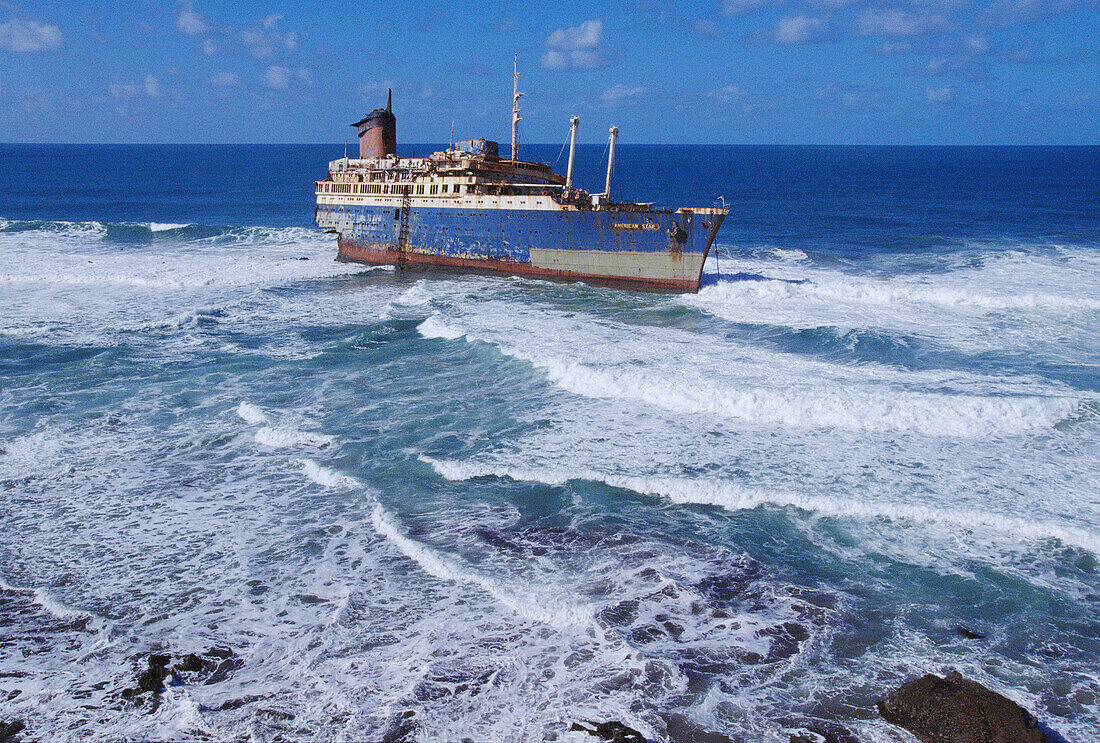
[{"xmin": 1, "ymin": 0, "xmax": 1097, "ymax": 144}]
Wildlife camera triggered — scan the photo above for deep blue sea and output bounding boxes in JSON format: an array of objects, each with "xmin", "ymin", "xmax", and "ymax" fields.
[{"xmin": 0, "ymin": 144, "xmax": 1097, "ymax": 742}]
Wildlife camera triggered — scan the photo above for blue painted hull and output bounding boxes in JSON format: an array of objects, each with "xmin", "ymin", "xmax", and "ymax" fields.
[{"xmin": 315, "ymin": 202, "xmax": 724, "ymax": 291}]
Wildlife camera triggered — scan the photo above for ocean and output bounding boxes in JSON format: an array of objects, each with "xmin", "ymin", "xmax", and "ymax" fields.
[{"xmin": 0, "ymin": 143, "xmax": 1097, "ymax": 742}]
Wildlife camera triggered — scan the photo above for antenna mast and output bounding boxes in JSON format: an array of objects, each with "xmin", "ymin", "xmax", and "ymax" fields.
[{"xmin": 511, "ymin": 55, "xmax": 522, "ymax": 161}]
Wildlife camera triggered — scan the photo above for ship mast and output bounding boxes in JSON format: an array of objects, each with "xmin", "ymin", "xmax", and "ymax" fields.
[
  {"xmin": 604, "ymin": 125, "xmax": 619, "ymax": 199},
  {"xmin": 510, "ymin": 55, "xmax": 522, "ymax": 161},
  {"xmin": 566, "ymin": 116, "xmax": 580, "ymax": 189}
]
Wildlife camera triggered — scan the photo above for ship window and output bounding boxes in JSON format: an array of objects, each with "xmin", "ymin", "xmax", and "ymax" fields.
[{"xmin": 442, "ymin": 184, "xmax": 448, "ymax": 193}]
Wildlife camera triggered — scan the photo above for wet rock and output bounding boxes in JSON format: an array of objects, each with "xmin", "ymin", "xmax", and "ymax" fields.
[
  {"xmin": 663, "ymin": 712, "xmax": 737, "ymax": 743},
  {"xmin": 217, "ymin": 694, "xmax": 264, "ymax": 711},
  {"xmin": 570, "ymin": 720, "xmax": 648, "ymax": 743},
  {"xmin": 121, "ymin": 647, "xmax": 241, "ymax": 710},
  {"xmin": 0, "ymin": 720, "xmax": 25, "ymax": 743},
  {"xmin": 138, "ymin": 654, "xmax": 171, "ymax": 692},
  {"xmin": 256, "ymin": 708, "xmax": 294, "ymax": 721},
  {"xmin": 878, "ymin": 670, "xmax": 1047, "ymax": 743},
  {"xmin": 789, "ymin": 724, "xmax": 860, "ymax": 743},
  {"xmin": 380, "ymin": 709, "xmax": 417, "ymax": 743},
  {"xmin": 204, "ymin": 655, "xmax": 244, "ymax": 685},
  {"xmin": 175, "ymin": 652, "xmax": 208, "ymax": 674},
  {"xmin": 956, "ymin": 626, "xmax": 987, "ymax": 640}
]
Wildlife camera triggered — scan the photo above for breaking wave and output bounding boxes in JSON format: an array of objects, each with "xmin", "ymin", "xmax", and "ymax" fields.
[
  {"xmin": 369, "ymin": 502, "xmax": 593, "ymax": 629},
  {"xmin": 415, "ymin": 316, "xmax": 1079, "ymax": 437},
  {"xmin": 694, "ymin": 273, "xmax": 1100, "ymax": 314},
  {"xmin": 420, "ymin": 456, "xmax": 1100, "ymax": 554},
  {"xmin": 254, "ymin": 426, "xmax": 334, "ymax": 449},
  {"xmin": 299, "ymin": 459, "xmax": 360, "ymax": 489},
  {"xmin": 236, "ymin": 401, "xmax": 268, "ymax": 426},
  {"xmin": 0, "ymin": 218, "xmax": 335, "ymax": 247}
]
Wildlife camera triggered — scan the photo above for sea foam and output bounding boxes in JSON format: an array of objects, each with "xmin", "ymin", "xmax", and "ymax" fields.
[
  {"xmin": 255, "ymin": 426, "xmax": 335, "ymax": 449},
  {"xmin": 421, "ymin": 456, "xmax": 1100, "ymax": 554},
  {"xmin": 236, "ymin": 401, "xmax": 268, "ymax": 425},
  {"xmin": 369, "ymin": 502, "xmax": 593, "ymax": 629},
  {"xmin": 300, "ymin": 459, "xmax": 360, "ymax": 489}
]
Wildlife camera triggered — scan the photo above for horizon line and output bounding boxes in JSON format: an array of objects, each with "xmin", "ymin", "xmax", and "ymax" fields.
[{"xmin": 2, "ymin": 142, "xmax": 1098, "ymax": 148}]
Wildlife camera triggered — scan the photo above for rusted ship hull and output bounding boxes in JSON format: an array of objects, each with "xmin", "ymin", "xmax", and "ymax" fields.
[{"xmin": 320, "ymin": 202, "xmax": 726, "ymax": 292}]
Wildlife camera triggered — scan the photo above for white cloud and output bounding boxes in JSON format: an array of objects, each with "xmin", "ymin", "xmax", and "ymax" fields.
[
  {"xmin": 176, "ymin": 3, "xmax": 210, "ymax": 36},
  {"xmin": 926, "ymin": 85, "xmax": 952, "ymax": 103},
  {"xmin": 109, "ymin": 76, "xmax": 161, "ymax": 99},
  {"xmin": 723, "ymin": 0, "xmax": 773, "ymax": 15},
  {"xmin": 542, "ymin": 19, "xmax": 609, "ymax": 70},
  {"xmin": 211, "ymin": 71, "xmax": 239, "ymax": 87},
  {"xmin": 262, "ymin": 65, "xmax": 310, "ymax": 90},
  {"xmin": 965, "ymin": 35, "xmax": 991, "ymax": 54},
  {"xmin": 263, "ymin": 65, "xmax": 290, "ymax": 89},
  {"xmin": 771, "ymin": 14, "xmax": 825, "ymax": 44},
  {"xmin": 239, "ymin": 24, "xmax": 297, "ymax": 59},
  {"xmin": 979, "ymin": 0, "xmax": 1088, "ymax": 27},
  {"xmin": 541, "ymin": 49, "xmax": 567, "ymax": 70},
  {"xmin": 601, "ymin": 84, "xmax": 648, "ymax": 104},
  {"xmin": 711, "ymin": 85, "xmax": 745, "ymax": 103},
  {"xmin": 0, "ymin": 19, "xmax": 62, "ymax": 52},
  {"xmin": 176, "ymin": 5, "xmax": 297, "ymax": 61},
  {"xmin": 109, "ymin": 81, "xmax": 139, "ymax": 98},
  {"xmin": 856, "ymin": 8, "xmax": 948, "ymax": 37},
  {"xmin": 545, "ymin": 19, "xmax": 601, "ymax": 49}
]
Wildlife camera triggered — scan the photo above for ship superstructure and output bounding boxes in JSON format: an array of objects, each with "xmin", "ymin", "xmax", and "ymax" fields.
[{"xmin": 314, "ymin": 70, "xmax": 726, "ymax": 291}]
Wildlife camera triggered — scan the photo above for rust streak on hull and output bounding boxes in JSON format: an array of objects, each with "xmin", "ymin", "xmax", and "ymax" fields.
[{"xmin": 337, "ymin": 239, "xmax": 705, "ymax": 292}]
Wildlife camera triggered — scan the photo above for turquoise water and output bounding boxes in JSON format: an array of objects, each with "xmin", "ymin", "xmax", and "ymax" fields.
[{"xmin": 0, "ymin": 145, "xmax": 1097, "ymax": 742}]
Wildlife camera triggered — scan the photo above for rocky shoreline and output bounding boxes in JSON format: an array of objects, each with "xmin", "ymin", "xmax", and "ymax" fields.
[
  {"xmin": 0, "ymin": 650, "xmax": 1069, "ymax": 743},
  {"xmin": 567, "ymin": 670, "xmax": 1062, "ymax": 743}
]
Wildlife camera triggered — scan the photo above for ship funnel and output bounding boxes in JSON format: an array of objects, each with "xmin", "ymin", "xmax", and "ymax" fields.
[{"xmin": 352, "ymin": 89, "xmax": 397, "ymax": 159}]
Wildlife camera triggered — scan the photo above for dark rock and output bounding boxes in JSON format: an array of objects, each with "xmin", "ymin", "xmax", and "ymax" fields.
[
  {"xmin": 380, "ymin": 709, "xmax": 417, "ymax": 743},
  {"xmin": 217, "ymin": 694, "xmax": 264, "ymax": 711},
  {"xmin": 297, "ymin": 257, "xmax": 309, "ymax": 261},
  {"xmin": 663, "ymin": 712, "xmax": 736, "ymax": 743},
  {"xmin": 137, "ymin": 654, "xmax": 171, "ymax": 692},
  {"xmin": 256, "ymin": 708, "xmax": 294, "ymax": 721},
  {"xmin": 0, "ymin": 720, "xmax": 24, "ymax": 743},
  {"xmin": 789, "ymin": 724, "xmax": 860, "ymax": 743},
  {"xmin": 878, "ymin": 670, "xmax": 1048, "ymax": 743},
  {"xmin": 4, "ymin": 690, "xmax": 19, "ymax": 701},
  {"xmin": 957, "ymin": 627, "xmax": 987, "ymax": 640},
  {"xmin": 204, "ymin": 656, "xmax": 244, "ymax": 685},
  {"xmin": 176, "ymin": 653, "xmax": 206, "ymax": 673},
  {"xmin": 570, "ymin": 720, "xmax": 647, "ymax": 743},
  {"xmin": 122, "ymin": 647, "xmax": 240, "ymax": 711}
]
